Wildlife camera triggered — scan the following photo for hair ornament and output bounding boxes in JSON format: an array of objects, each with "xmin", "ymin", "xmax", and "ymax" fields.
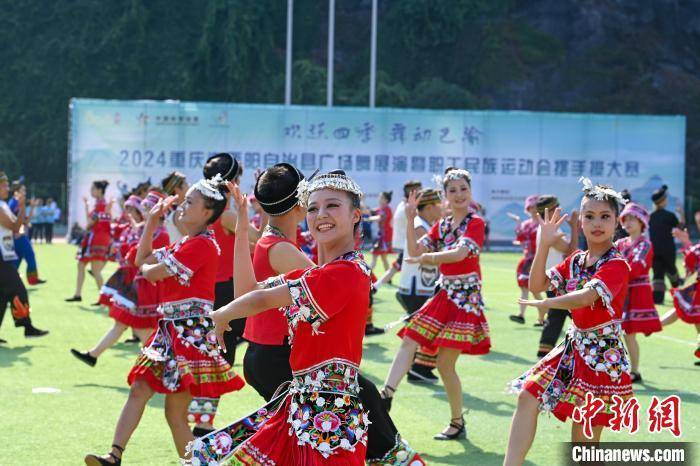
[
  {"xmin": 578, "ymin": 177, "xmax": 628, "ymax": 205},
  {"xmin": 192, "ymin": 173, "xmax": 225, "ymax": 201}
]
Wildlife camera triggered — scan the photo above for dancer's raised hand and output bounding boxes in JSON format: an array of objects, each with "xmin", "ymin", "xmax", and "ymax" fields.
[{"xmin": 537, "ymin": 207, "xmax": 567, "ymax": 248}]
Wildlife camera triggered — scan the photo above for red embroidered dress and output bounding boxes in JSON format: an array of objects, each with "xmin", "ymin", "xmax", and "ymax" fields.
[
  {"xmin": 127, "ymin": 231, "xmax": 244, "ymax": 397},
  {"xmin": 515, "ymin": 218, "xmax": 538, "ymax": 288},
  {"xmin": 509, "ymin": 247, "xmax": 633, "ymax": 427},
  {"xmin": 372, "ymin": 206, "xmax": 393, "ymax": 255},
  {"xmin": 109, "ymin": 227, "xmax": 170, "ymax": 329},
  {"xmin": 99, "ymin": 224, "xmax": 141, "ymax": 307},
  {"xmin": 615, "ymin": 236, "xmax": 662, "ymax": 335},
  {"xmin": 399, "ymin": 213, "xmax": 490, "ymax": 354},
  {"xmin": 78, "ymin": 199, "xmax": 112, "ymax": 262},
  {"xmin": 189, "ymin": 251, "xmax": 372, "ymax": 466},
  {"xmin": 671, "ymin": 243, "xmax": 700, "ymax": 324}
]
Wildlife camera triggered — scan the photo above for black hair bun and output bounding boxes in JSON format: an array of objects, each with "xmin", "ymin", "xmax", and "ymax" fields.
[
  {"xmin": 444, "ymin": 166, "xmax": 458, "ymax": 174},
  {"xmin": 203, "ymin": 153, "xmax": 240, "ymax": 181},
  {"xmin": 328, "ymin": 169, "xmax": 347, "ymax": 176}
]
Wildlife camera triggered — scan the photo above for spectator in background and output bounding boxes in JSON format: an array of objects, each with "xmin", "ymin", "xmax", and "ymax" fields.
[
  {"xmin": 44, "ymin": 198, "xmax": 58, "ymax": 244},
  {"xmin": 30, "ymin": 198, "xmax": 46, "ymax": 243}
]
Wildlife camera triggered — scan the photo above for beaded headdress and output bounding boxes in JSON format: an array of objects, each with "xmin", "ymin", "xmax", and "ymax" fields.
[
  {"xmin": 296, "ymin": 172, "xmax": 363, "ymax": 207},
  {"xmin": 192, "ymin": 173, "xmax": 225, "ymax": 201},
  {"xmin": 579, "ymin": 177, "xmax": 628, "ymax": 206}
]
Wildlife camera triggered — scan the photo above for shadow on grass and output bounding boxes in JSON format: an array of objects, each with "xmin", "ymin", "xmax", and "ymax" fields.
[
  {"xmin": 427, "ymin": 391, "xmax": 516, "ymax": 417},
  {"xmin": 0, "ymin": 345, "xmax": 35, "ymax": 367},
  {"xmin": 420, "ymin": 438, "xmax": 538, "ymax": 466},
  {"xmin": 631, "ymin": 381, "xmax": 700, "ymax": 405},
  {"xmin": 75, "ymin": 383, "xmax": 164, "ymax": 408},
  {"xmin": 362, "ymin": 341, "xmax": 394, "ymax": 364},
  {"xmin": 480, "ymin": 350, "xmax": 534, "ymax": 366}
]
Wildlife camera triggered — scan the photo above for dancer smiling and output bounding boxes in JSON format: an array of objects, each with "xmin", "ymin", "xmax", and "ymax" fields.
[
  {"xmin": 189, "ymin": 170, "xmax": 409, "ymax": 465},
  {"xmin": 83, "ymin": 176, "xmax": 244, "ymax": 466},
  {"xmin": 381, "ymin": 167, "xmax": 490, "ymax": 441},
  {"xmin": 504, "ymin": 179, "xmax": 632, "ymax": 465}
]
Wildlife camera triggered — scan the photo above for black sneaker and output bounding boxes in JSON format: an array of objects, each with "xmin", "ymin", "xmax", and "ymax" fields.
[
  {"xmin": 65, "ymin": 296, "xmax": 82, "ymax": 302},
  {"xmin": 192, "ymin": 426, "xmax": 215, "ymax": 437},
  {"xmin": 124, "ymin": 336, "xmax": 140, "ymax": 344},
  {"xmin": 408, "ymin": 366, "xmax": 439, "ymax": 384},
  {"xmin": 380, "ymin": 395, "xmax": 392, "ymax": 413},
  {"xmin": 509, "ymin": 315, "xmax": 525, "ymax": 324},
  {"xmin": 630, "ymin": 372, "xmax": 643, "ymax": 384},
  {"xmin": 533, "ymin": 321, "xmax": 544, "ymax": 327},
  {"xmin": 364, "ymin": 324, "xmax": 385, "ymax": 336},
  {"xmin": 70, "ymin": 349, "xmax": 97, "ymax": 367},
  {"xmin": 24, "ymin": 325, "xmax": 49, "ymax": 338},
  {"xmin": 0, "ymin": 337, "xmax": 7, "ymax": 344}
]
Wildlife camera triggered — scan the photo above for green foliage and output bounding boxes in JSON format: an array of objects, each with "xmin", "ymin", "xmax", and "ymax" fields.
[{"xmin": 0, "ymin": 0, "xmax": 696, "ymax": 209}]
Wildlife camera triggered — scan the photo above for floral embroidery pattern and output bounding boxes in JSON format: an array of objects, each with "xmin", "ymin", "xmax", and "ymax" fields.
[
  {"xmin": 287, "ymin": 360, "xmax": 369, "ymax": 458},
  {"xmin": 138, "ymin": 299, "xmax": 220, "ymax": 391},
  {"xmin": 509, "ymin": 321, "xmax": 630, "ymax": 413},
  {"xmin": 281, "ymin": 250, "xmax": 370, "ymax": 341},
  {"xmin": 367, "ymin": 434, "xmax": 421, "ymax": 466},
  {"xmin": 440, "ymin": 273, "xmax": 484, "ymax": 316},
  {"xmin": 420, "ymin": 214, "xmax": 480, "ymax": 257}
]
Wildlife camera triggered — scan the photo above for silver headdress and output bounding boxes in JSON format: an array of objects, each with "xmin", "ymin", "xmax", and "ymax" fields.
[
  {"xmin": 579, "ymin": 177, "xmax": 628, "ymax": 205},
  {"xmin": 433, "ymin": 167, "xmax": 472, "ymax": 189},
  {"xmin": 192, "ymin": 173, "xmax": 225, "ymax": 201},
  {"xmin": 296, "ymin": 173, "xmax": 363, "ymax": 207}
]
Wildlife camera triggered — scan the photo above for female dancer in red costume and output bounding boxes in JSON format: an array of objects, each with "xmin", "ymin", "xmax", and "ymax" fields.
[
  {"xmin": 84, "ymin": 176, "xmax": 244, "ymax": 465},
  {"xmin": 504, "ymin": 179, "xmax": 633, "ymax": 465},
  {"xmin": 67, "ymin": 180, "xmax": 112, "ymax": 303},
  {"xmin": 614, "ymin": 202, "xmax": 662, "ymax": 382},
  {"xmin": 71, "ymin": 190, "xmax": 171, "ymax": 367},
  {"xmin": 188, "ymin": 171, "xmax": 373, "ymax": 465},
  {"xmin": 381, "ymin": 167, "xmax": 490, "ymax": 441},
  {"xmin": 509, "ymin": 195, "xmax": 543, "ymax": 325}
]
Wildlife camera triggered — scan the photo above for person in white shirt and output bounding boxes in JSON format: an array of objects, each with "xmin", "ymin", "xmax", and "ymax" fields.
[
  {"xmin": 396, "ymin": 188, "xmax": 443, "ymax": 383},
  {"xmin": 532, "ymin": 195, "xmax": 579, "ymax": 357},
  {"xmin": 160, "ymin": 171, "xmax": 189, "ymax": 241},
  {"xmin": 376, "ymin": 180, "xmax": 421, "ymax": 288}
]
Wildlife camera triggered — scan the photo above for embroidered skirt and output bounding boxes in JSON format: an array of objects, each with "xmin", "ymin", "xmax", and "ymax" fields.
[
  {"xmin": 399, "ymin": 273, "xmax": 490, "ymax": 355},
  {"xmin": 188, "ymin": 360, "xmax": 369, "ymax": 466},
  {"xmin": 128, "ymin": 298, "xmax": 244, "ymax": 397},
  {"xmin": 672, "ymin": 281, "xmax": 700, "ymax": 324},
  {"xmin": 622, "ymin": 278, "xmax": 662, "ymax": 335},
  {"xmin": 509, "ymin": 321, "xmax": 633, "ymax": 427}
]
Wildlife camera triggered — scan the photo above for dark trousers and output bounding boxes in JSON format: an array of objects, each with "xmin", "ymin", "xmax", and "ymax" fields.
[
  {"xmin": 652, "ymin": 250, "xmax": 680, "ymax": 304},
  {"xmin": 214, "ymin": 279, "xmax": 246, "ymax": 366},
  {"xmin": 45, "ymin": 223, "xmax": 54, "ymax": 244},
  {"xmin": 537, "ymin": 291, "xmax": 569, "ymax": 356},
  {"xmin": 242, "ymin": 341, "xmax": 401, "ymax": 460},
  {"xmin": 0, "ymin": 260, "xmax": 32, "ymax": 330}
]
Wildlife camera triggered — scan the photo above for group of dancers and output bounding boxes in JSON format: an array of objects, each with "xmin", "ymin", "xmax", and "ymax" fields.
[{"xmin": 3, "ymin": 154, "xmax": 699, "ymax": 465}]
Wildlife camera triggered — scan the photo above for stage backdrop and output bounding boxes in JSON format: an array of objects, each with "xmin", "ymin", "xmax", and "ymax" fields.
[{"xmin": 68, "ymin": 98, "xmax": 686, "ymax": 241}]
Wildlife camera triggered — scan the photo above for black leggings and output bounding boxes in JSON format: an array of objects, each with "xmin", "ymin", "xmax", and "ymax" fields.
[
  {"xmin": 242, "ymin": 341, "xmax": 402, "ymax": 459},
  {"xmin": 0, "ymin": 260, "xmax": 32, "ymax": 329},
  {"xmin": 652, "ymin": 250, "xmax": 680, "ymax": 303},
  {"xmin": 537, "ymin": 291, "xmax": 569, "ymax": 355},
  {"xmin": 214, "ymin": 279, "xmax": 246, "ymax": 366}
]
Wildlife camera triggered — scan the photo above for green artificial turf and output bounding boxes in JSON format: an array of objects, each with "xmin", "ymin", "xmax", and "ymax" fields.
[{"xmin": 1, "ymin": 244, "xmax": 698, "ymax": 465}]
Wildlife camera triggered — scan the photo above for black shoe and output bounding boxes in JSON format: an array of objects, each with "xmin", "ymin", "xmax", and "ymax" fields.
[
  {"xmin": 365, "ymin": 324, "xmax": 385, "ymax": 336},
  {"xmin": 71, "ymin": 349, "xmax": 97, "ymax": 367},
  {"xmin": 24, "ymin": 325, "xmax": 49, "ymax": 338},
  {"xmin": 509, "ymin": 315, "xmax": 525, "ymax": 324},
  {"xmin": 533, "ymin": 321, "xmax": 544, "ymax": 327},
  {"xmin": 65, "ymin": 296, "xmax": 82, "ymax": 302},
  {"xmin": 408, "ymin": 366, "xmax": 439, "ymax": 384},
  {"xmin": 630, "ymin": 371, "xmax": 643, "ymax": 384},
  {"xmin": 123, "ymin": 336, "xmax": 140, "ymax": 344},
  {"xmin": 84, "ymin": 444, "xmax": 123, "ymax": 466},
  {"xmin": 434, "ymin": 416, "xmax": 466, "ymax": 440},
  {"xmin": 695, "ymin": 361, "xmax": 700, "ymax": 367},
  {"xmin": 35, "ymin": 279, "xmax": 47, "ymax": 284},
  {"xmin": 536, "ymin": 351, "xmax": 549, "ymax": 358},
  {"xmin": 0, "ymin": 337, "xmax": 6, "ymax": 344},
  {"xmin": 192, "ymin": 426, "xmax": 215, "ymax": 437},
  {"xmin": 91, "ymin": 301, "xmax": 102, "ymax": 306},
  {"xmin": 379, "ymin": 386, "xmax": 394, "ymax": 412}
]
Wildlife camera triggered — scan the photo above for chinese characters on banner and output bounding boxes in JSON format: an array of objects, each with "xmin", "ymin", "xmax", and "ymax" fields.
[{"xmin": 68, "ymin": 100, "xmax": 686, "ymax": 239}]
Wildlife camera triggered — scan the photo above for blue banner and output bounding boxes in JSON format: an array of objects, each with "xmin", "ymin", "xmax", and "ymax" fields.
[{"xmin": 69, "ymin": 99, "xmax": 685, "ymax": 240}]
